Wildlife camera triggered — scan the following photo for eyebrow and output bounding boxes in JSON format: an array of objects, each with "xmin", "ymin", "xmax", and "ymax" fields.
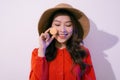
[{"xmin": 53, "ymin": 20, "xmax": 72, "ymax": 23}]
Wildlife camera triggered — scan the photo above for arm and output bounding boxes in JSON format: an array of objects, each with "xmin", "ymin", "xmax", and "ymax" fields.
[
  {"xmin": 29, "ymin": 48, "xmax": 49, "ymax": 80},
  {"xmin": 83, "ymin": 48, "xmax": 96, "ymax": 80}
]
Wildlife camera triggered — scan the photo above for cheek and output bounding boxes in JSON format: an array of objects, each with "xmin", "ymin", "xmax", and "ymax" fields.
[{"xmin": 68, "ymin": 28, "xmax": 73, "ymax": 34}]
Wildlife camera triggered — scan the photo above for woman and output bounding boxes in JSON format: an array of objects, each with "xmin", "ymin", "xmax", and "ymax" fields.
[{"xmin": 29, "ymin": 3, "xmax": 96, "ymax": 80}]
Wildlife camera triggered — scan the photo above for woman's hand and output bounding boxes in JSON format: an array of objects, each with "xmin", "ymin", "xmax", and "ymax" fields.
[{"xmin": 38, "ymin": 28, "xmax": 55, "ymax": 57}]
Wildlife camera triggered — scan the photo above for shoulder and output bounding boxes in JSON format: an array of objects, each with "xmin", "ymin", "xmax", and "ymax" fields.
[
  {"xmin": 81, "ymin": 45, "xmax": 89, "ymax": 52},
  {"xmin": 80, "ymin": 45, "xmax": 91, "ymax": 57},
  {"xmin": 31, "ymin": 48, "xmax": 39, "ymax": 57}
]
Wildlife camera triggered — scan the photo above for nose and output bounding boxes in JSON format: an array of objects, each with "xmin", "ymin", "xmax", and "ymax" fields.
[{"xmin": 60, "ymin": 26, "xmax": 66, "ymax": 32}]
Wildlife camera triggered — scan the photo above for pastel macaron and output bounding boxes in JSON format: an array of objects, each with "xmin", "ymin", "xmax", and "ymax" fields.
[{"xmin": 49, "ymin": 28, "xmax": 57, "ymax": 35}]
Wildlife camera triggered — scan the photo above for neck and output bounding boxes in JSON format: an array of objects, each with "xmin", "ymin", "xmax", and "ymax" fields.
[{"xmin": 55, "ymin": 41, "xmax": 66, "ymax": 49}]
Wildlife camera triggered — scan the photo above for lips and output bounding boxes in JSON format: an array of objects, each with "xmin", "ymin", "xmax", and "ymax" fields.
[{"xmin": 58, "ymin": 34, "xmax": 67, "ymax": 39}]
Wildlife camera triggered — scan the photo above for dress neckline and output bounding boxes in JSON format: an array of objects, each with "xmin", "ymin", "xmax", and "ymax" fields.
[{"xmin": 56, "ymin": 47, "xmax": 67, "ymax": 51}]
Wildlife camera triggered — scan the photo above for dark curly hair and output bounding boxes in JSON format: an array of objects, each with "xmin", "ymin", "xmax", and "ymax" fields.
[{"xmin": 38, "ymin": 9, "xmax": 88, "ymax": 78}]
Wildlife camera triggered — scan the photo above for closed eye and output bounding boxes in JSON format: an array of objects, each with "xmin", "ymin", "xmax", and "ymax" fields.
[
  {"xmin": 66, "ymin": 25, "xmax": 72, "ymax": 27},
  {"xmin": 55, "ymin": 24, "xmax": 60, "ymax": 26}
]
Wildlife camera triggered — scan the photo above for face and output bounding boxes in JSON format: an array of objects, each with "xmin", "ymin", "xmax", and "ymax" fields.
[{"xmin": 51, "ymin": 15, "xmax": 73, "ymax": 44}]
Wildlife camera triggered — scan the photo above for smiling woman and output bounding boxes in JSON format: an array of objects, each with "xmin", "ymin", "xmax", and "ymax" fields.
[
  {"xmin": 29, "ymin": 3, "xmax": 96, "ymax": 80},
  {"xmin": 51, "ymin": 14, "xmax": 73, "ymax": 44}
]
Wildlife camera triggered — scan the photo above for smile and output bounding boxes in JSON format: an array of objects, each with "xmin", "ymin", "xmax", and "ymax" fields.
[{"xmin": 58, "ymin": 34, "xmax": 67, "ymax": 39}]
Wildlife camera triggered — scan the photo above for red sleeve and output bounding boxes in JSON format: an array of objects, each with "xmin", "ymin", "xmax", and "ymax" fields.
[
  {"xmin": 83, "ymin": 47, "xmax": 96, "ymax": 80},
  {"xmin": 29, "ymin": 48, "xmax": 49, "ymax": 80}
]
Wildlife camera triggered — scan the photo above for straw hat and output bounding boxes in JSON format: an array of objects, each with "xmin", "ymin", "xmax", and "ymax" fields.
[{"xmin": 38, "ymin": 3, "xmax": 90, "ymax": 39}]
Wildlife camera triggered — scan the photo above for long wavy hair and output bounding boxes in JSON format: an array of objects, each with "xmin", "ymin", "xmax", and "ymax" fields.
[{"xmin": 38, "ymin": 9, "xmax": 88, "ymax": 78}]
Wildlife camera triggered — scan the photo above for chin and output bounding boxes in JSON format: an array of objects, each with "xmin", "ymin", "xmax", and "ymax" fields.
[
  {"xmin": 56, "ymin": 39, "xmax": 67, "ymax": 44},
  {"xmin": 55, "ymin": 36, "xmax": 70, "ymax": 44}
]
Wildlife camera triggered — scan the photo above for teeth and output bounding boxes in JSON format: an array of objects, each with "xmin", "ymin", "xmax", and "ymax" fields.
[
  {"xmin": 59, "ymin": 34, "xmax": 66, "ymax": 36},
  {"xmin": 59, "ymin": 34, "xmax": 67, "ymax": 35}
]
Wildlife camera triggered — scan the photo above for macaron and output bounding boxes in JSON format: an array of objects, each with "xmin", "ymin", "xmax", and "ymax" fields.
[{"xmin": 49, "ymin": 28, "xmax": 57, "ymax": 35}]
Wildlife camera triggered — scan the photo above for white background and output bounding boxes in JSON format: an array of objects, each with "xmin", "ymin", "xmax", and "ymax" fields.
[{"xmin": 0, "ymin": 0, "xmax": 120, "ymax": 80}]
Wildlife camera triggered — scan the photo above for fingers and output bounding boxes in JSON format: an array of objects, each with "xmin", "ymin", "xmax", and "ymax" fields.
[
  {"xmin": 40, "ymin": 32, "xmax": 55, "ymax": 41},
  {"xmin": 39, "ymin": 28, "xmax": 56, "ymax": 48},
  {"xmin": 45, "ymin": 33, "xmax": 50, "ymax": 41},
  {"xmin": 43, "ymin": 28, "xmax": 56, "ymax": 41},
  {"xmin": 40, "ymin": 28, "xmax": 56, "ymax": 44},
  {"xmin": 40, "ymin": 32, "xmax": 50, "ymax": 41},
  {"xmin": 40, "ymin": 33, "xmax": 46, "ymax": 40},
  {"xmin": 45, "ymin": 28, "xmax": 50, "ymax": 33},
  {"xmin": 48, "ymin": 35, "xmax": 55, "ymax": 43}
]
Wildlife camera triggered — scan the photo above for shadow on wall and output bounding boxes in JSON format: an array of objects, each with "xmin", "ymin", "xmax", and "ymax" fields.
[{"xmin": 84, "ymin": 20, "xmax": 119, "ymax": 80}]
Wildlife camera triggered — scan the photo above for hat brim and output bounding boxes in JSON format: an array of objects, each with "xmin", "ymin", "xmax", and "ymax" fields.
[{"xmin": 38, "ymin": 5, "xmax": 90, "ymax": 39}]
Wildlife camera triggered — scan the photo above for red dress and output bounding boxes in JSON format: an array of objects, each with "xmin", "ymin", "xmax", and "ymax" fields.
[{"xmin": 29, "ymin": 47, "xmax": 96, "ymax": 80}]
